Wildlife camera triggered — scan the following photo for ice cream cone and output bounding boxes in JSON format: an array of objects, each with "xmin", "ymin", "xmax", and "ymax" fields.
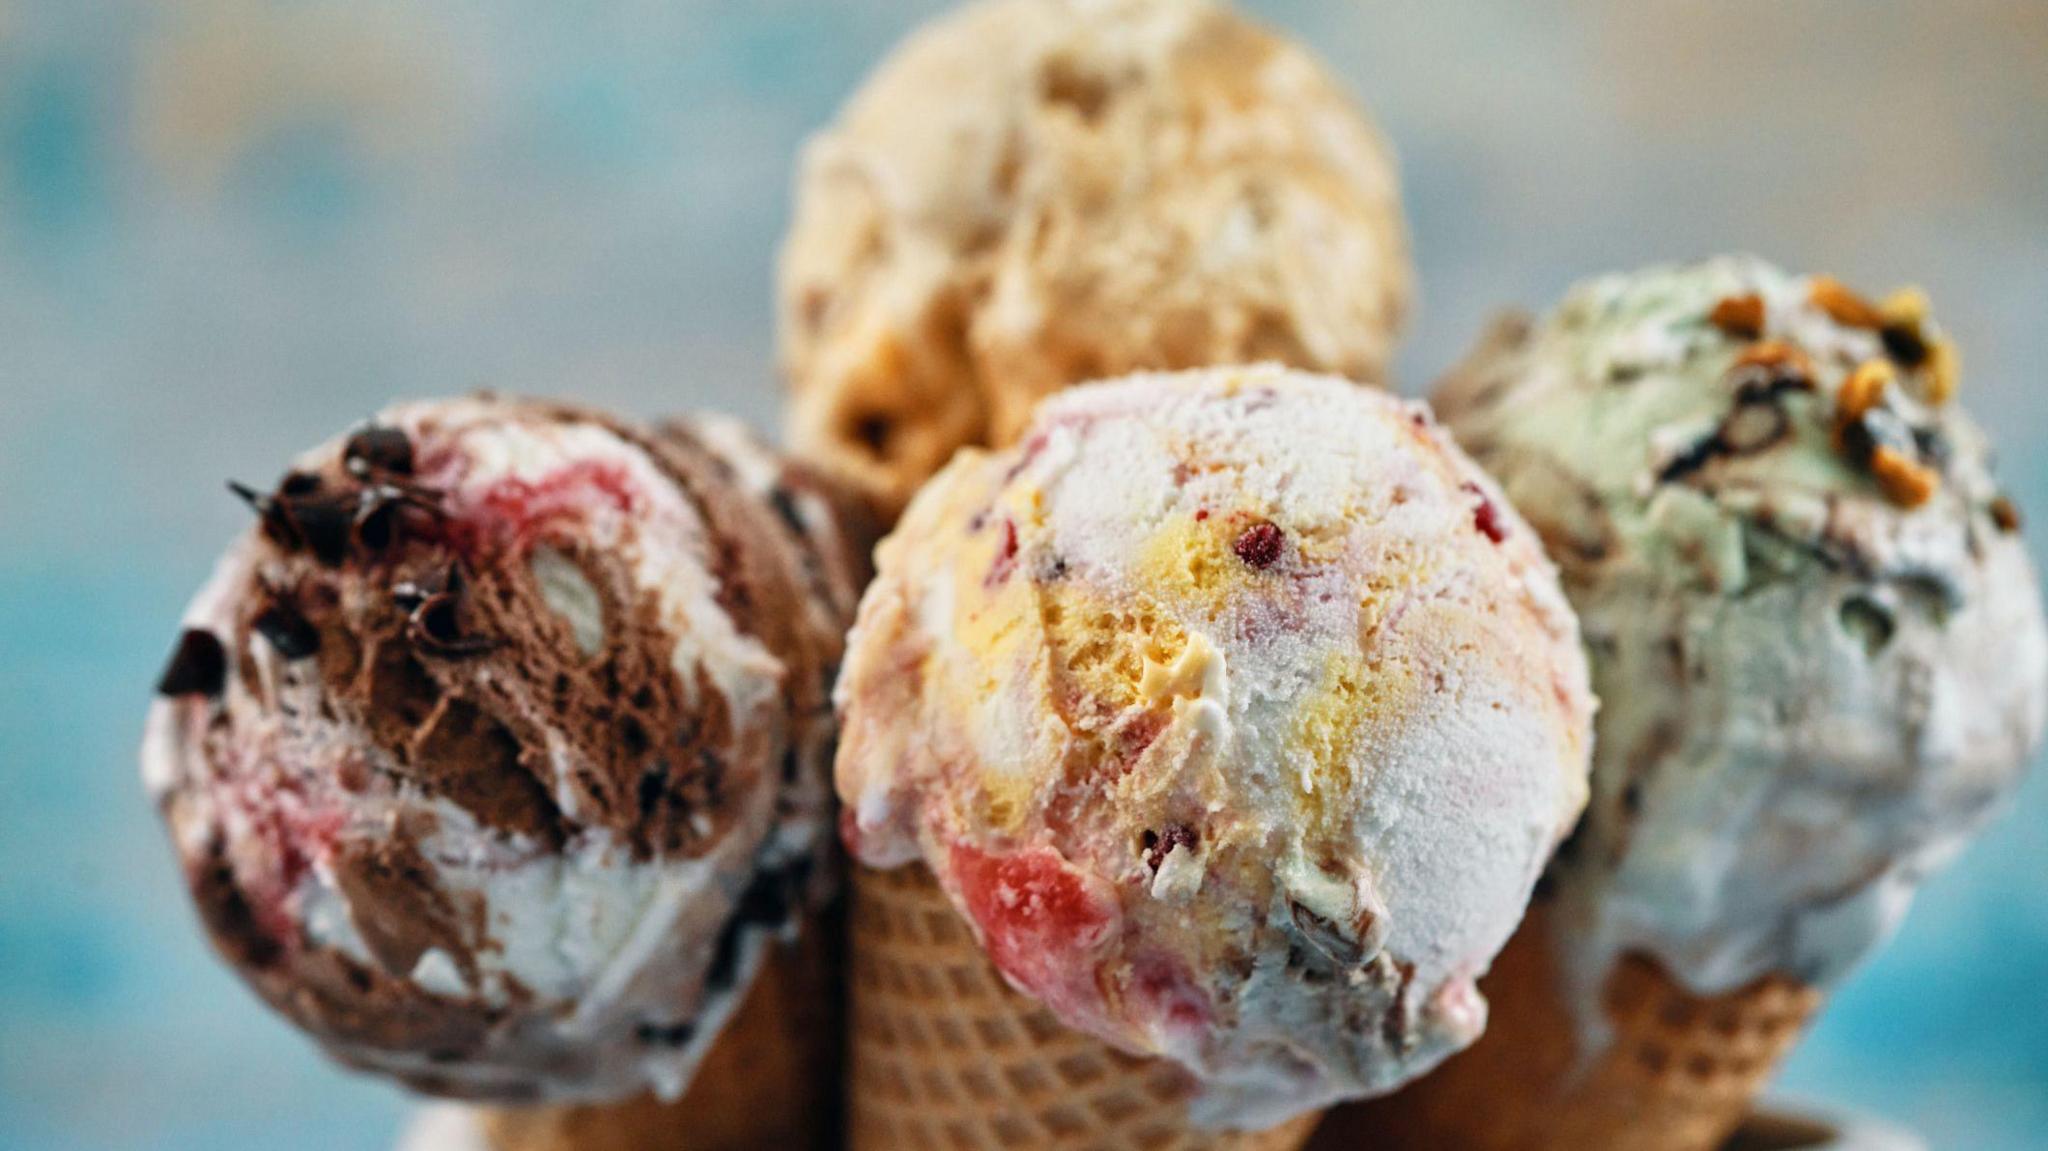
[
  {"xmin": 848, "ymin": 863, "xmax": 1321, "ymax": 1151},
  {"xmin": 479, "ymin": 921, "xmax": 843, "ymax": 1151},
  {"xmin": 1307, "ymin": 902, "xmax": 1821, "ymax": 1151}
]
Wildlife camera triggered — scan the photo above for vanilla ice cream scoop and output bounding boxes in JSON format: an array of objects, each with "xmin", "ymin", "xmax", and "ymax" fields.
[
  {"xmin": 1436, "ymin": 256, "xmax": 2048, "ymax": 998},
  {"xmin": 142, "ymin": 397, "xmax": 871, "ymax": 1103},
  {"xmin": 834, "ymin": 366, "xmax": 1593, "ymax": 1126},
  {"xmin": 779, "ymin": 0, "xmax": 1412, "ymax": 515}
]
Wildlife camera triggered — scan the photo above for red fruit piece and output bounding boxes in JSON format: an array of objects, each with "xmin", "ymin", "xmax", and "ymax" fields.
[
  {"xmin": 1233, "ymin": 520, "xmax": 1285, "ymax": 568},
  {"xmin": 1463, "ymin": 482, "xmax": 1507, "ymax": 543},
  {"xmin": 949, "ymin": 843, "xmax": 1117, "ymax": 1016}
]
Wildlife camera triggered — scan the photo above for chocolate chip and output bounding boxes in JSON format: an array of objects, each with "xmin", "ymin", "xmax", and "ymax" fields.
[
  {"xmin": 1844, "ymin": 408, "xmax": 1915, "ymax": 470},
  {"xmin": 1881, "ymin": 322, "xmax": 1929, "ymax": 368},
  {"xmin": 253, "ymin": 603, "xmax": 321, "ymax": 660},
  {"xmin": 635, "ymin": 1020, "xmax": 698, "ymax": 1047},
  {"xmin": 344, "ymin": 425, "xmax": 415, "ymax": 477},
  {"xmin": 1911, "ymin": 426, "xmax": 1952, "ymax": 470},
  {"xmin": 1232, "ymin": 520, "xmax": 1285, "ymax": 569},
  {"xmin": 157, "ymin": 629, "xmax": 228, "ymax": 697},
  {"xmin": 1655, "ymin": 436, "xmax": 1720, "ymax": 484},
  {"xmin": 1289, "ymin": 898, "xmax": 1370, "ymax": 966},
  {"xmin": 286, "ymin": 492, "xmax": 357, "ymax": 566},
  {"xmin": 279, "ymin": 472, "xmax": 323, "ymax": 497},
  {"xmin": 636, "ymin": 763, "xmax": 667, "ymax": 818}
]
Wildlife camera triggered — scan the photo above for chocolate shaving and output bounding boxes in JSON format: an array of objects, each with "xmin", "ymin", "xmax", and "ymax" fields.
[
  {"xmin": 228, "ymin": 480, "xmax": 301, "ymax": 550},
  {"xmin": 253, "ymin": 602, "xmax": 321, "ymax": 661},
  {"xmin": 157, "ymin": 629, "xmax": 228, "ymax": 697}
]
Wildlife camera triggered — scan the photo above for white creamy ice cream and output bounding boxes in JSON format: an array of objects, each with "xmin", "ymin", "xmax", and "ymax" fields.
[
  {"xmin": 835, "ymin": 366, "xmax": 1594, "ymax": 1126},
  {"xmin": 1436, "ymin": 256, "xmax": 2048, "ymax": 1003}
]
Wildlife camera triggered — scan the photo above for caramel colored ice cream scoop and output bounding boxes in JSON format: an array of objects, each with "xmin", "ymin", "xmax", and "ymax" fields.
[{"xmin": 779, "ymin": 0, "xmax": 1412, "ymax": 515}]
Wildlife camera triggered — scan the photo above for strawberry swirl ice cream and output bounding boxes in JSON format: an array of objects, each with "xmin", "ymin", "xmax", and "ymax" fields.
[{"xmin": 833, "ymin": 366, "xmax": 1594, "ymax": 1126}]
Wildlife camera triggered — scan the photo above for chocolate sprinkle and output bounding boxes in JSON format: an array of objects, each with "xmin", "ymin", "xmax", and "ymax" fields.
[
  {"xmin": 253, "ymin": 603, "xmax": 321, "ymax": 661},
  {"xmin": 157, "ymin": 629, "xmax": 229, "ymax": 697}
]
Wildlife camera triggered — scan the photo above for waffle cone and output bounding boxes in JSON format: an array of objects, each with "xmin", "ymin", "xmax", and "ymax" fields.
[
  {"xmin": 478, "ymin": 915, "xmax": 843, "ymax": 1151},
  {"xmin": 847, "ymin": 863, "xmax": 1319, "ymax": 1151},
  {"xmin": 1307, "ymin": 902, "xmax": 1821, "ymax": 1151}
]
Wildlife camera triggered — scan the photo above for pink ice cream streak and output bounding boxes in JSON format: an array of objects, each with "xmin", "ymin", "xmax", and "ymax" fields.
[{"xmin": 834, "ymin": 365, "xmax": 1595, "ymax": 1128}]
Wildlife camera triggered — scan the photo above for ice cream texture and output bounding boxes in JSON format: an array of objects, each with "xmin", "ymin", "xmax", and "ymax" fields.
[
  {"xmin": 142, "ymin": 396, "xmax": 872, "ymax": 1103},
  {"xmin": 1435, "ymin": 255, "xmax": 2048, "ymax": 1001},
  {"xmin": 779, "ymin": 0, "xmax": 1411, "ymax": 514},
  {"xmin": 834, "ymin": 366, "xmax": 1594, "ymax": 1127}
]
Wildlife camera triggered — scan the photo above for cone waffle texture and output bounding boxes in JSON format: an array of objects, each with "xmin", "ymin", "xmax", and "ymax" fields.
[
  {"xmin": 479, "ymin": 918, "xmax": 843, "ymax": 1151},
  {"xmin": 1307, "ymin": 903, "xmax": 1821, "ymax": 1151},
  {"xmin": 848, "ymin": 863, "xmax": 1320, "ymax": 1151}
]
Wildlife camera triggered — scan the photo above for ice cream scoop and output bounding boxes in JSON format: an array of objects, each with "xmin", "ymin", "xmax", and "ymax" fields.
[
  {"xmin": 141, "ymin": 396, "xmax": 872, "ymax": 1105},
  {"xmin": 1435, "ymin": 255, "xmax": 2046, "ymax": 998},
  {"xmin": 1324, "ymin": 256, "xmax": 2047, "ymax": 1151},
  {"xmin": 834, "ymin": 366, "xmax": 1594, "ymax": 1129},
  {"xmin": 779, "ymin": 0, "xmax": 1412, "ymax": 515}
]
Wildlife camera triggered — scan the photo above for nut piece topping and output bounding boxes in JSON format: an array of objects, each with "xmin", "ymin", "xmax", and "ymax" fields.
[
  {"xmin": 1810, "ymin": 275, "xmax": 1885, "ymax": 329},
  {"xmin": 1730, "ymin": 341, "xmax": 1816, "ymax": 394},
  {"xmin": 1708, "ymin": 294, "xmax": 1766, "ymax": 340},
  {"xmin": 1836, "ymin": 360, "xmax": 1894, "ymax": 425},
  {"xmin": 1990, "ymin": 495, "xmax": 2023, "ymax": 534},
  {"xmin": 1922, "ymin": 340, "xmax": 1960, "ymax": 406},
  {"xmin": 1869, "ymin": 446, "xmax": 1939, "ymax": 509}
]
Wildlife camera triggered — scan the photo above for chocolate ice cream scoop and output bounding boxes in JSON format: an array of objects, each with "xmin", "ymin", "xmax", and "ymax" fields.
[{"xmin": 141, "ymin": 396, "xmax": 873, "ymax": 1103}]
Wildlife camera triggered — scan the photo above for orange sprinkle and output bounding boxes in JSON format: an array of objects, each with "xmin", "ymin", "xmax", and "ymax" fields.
[
  {"xmin": 1870, "ymin": 446, "xmax": 1938, "ymax": 508},
  {"xmin": 1708, "ymin": 294, "xmax": 1766, "ymax": 340},
  {"xmin": 1810, "ymin": 276, "xmax": 1885, "ymax": 329},
  {"xmin": 1837, "ymin": 360, "xmax": 1894, "ymax": 422}
]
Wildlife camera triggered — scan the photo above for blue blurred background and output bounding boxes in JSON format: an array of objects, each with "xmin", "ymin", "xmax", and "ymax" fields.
[{"xmin": 1, "ymin": 2, "xmax": 2044, "ymax": 1148}]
